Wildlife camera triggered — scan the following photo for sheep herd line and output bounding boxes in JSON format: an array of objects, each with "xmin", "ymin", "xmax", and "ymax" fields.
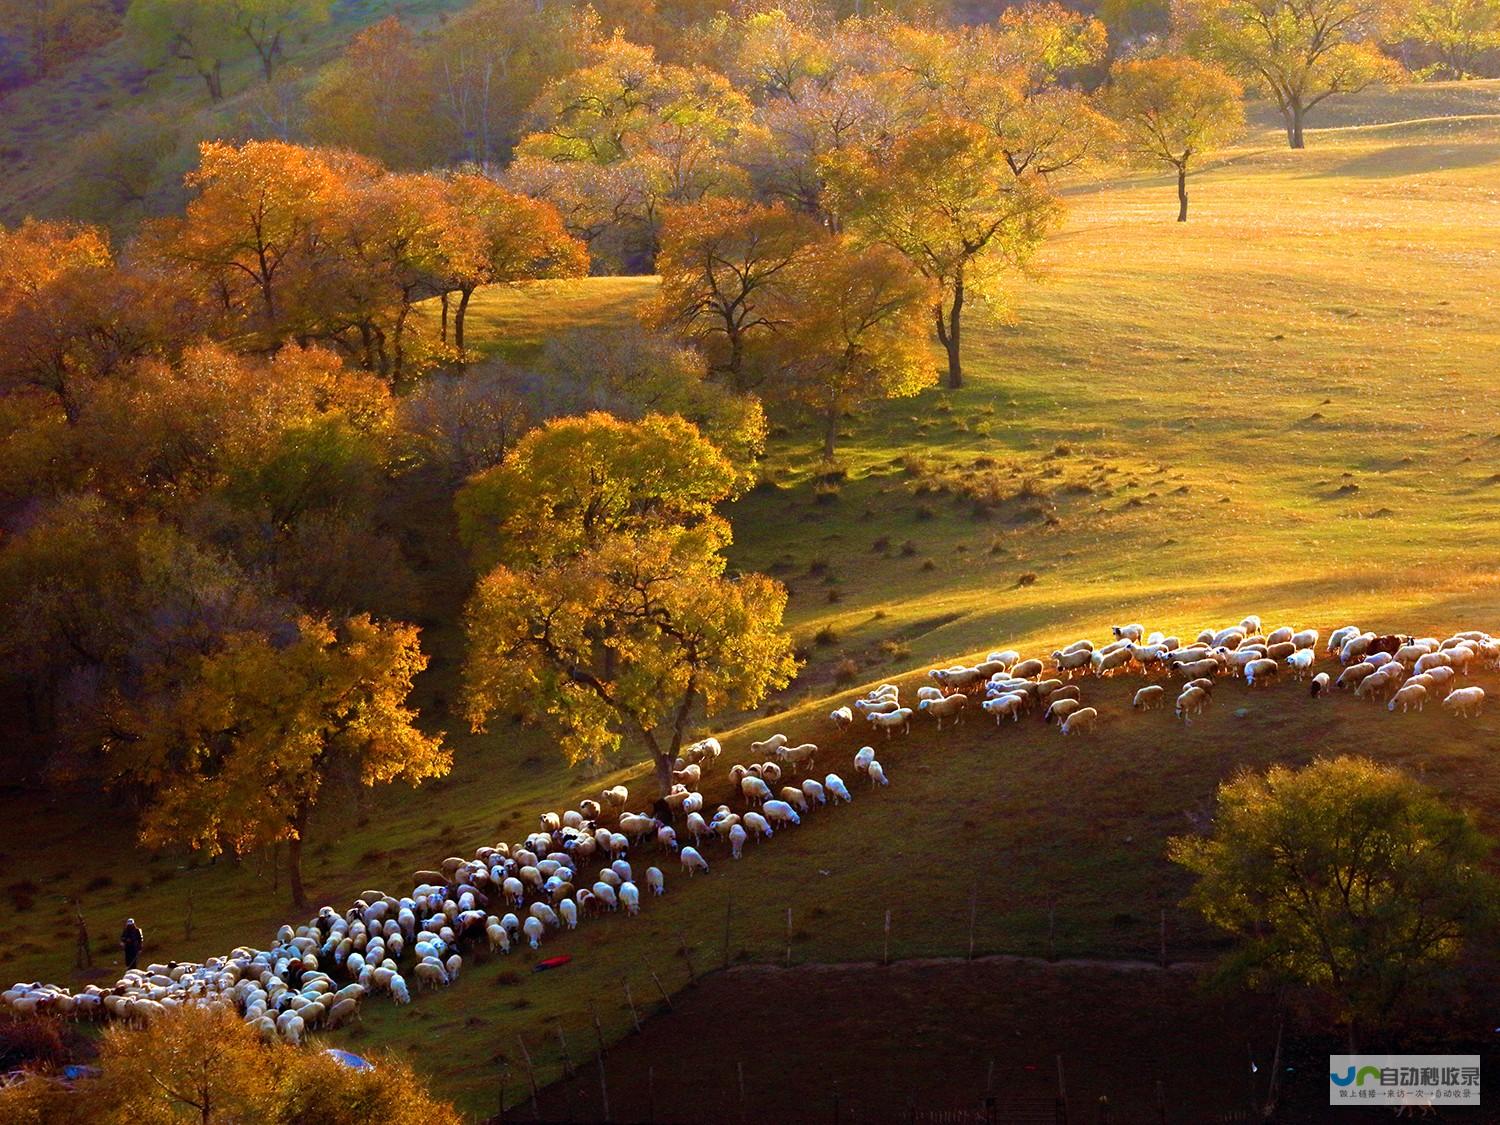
[{"xmin": 3, "ymin": 614, "xmax": 1491, "ymax": 1051}]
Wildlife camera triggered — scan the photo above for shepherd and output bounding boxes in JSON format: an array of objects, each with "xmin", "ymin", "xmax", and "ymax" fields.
[{"xmin": 120, "ymin": 917, "xmax": 144, "ymax": 970}]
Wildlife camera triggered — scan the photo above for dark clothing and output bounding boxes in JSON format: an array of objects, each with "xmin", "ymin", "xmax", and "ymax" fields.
[
  {"xmin": 652, "ymin": 797, "xmax": 672, "ymax": 823},
  {"xmin": 120, "ymin": 923, "xmax": 143, "ymax": 970}
]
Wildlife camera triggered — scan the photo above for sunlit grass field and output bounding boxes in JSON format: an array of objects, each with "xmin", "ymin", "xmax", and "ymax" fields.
[{"xmin": 3, "ymin": 84, "xmax": 1499, "ymax": 1117}]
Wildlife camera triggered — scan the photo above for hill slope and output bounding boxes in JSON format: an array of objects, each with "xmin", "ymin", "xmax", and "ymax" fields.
[{"xmin": 2, "ymin": 84, "xmax": 1499, "ymax": 1120}]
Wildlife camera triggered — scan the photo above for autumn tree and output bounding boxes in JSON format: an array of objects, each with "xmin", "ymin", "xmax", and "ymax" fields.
[
  {"xmin": 1396, "ymin": 0, "xmax": 1500, "ymax": 79},
  {"xmin": 1104, "ymin": 56, "xmax": 1244, "ymax": 221},
  {"xmin": 459, "ymin": 413, "xmax": 796, "ymax": 795},
  {"xmin": 1177, "ymin": 0, "xmax": 1402, "ymax": 147},
  {"xmin": 0, "ymin": 0, "xmax": 118, "ymax": 81},
  {"xmin": 774, "ymin": 239, "xmax": 934, "ymax": 458},
  {"xmin": 824, "ymin": 116, "xmax": 1061, "ymax": 389},
  {"xmin": 440, "ymin": 174, "xmax": 589, "ymax": 355},
  {"xmin": 107, "ymin": 613, "xmax": 447, "ymax": 907},
  {"xmin": 0, "ymin": 1004, "xmax": 462, "ymax": 1124},
  {"xmin": 654, "ymin": 199, "xmax": 822, "ymax": 391},
  {"xmin": 1170, "ymin": 757, "xmax": 1497, "ymax": 1049}
]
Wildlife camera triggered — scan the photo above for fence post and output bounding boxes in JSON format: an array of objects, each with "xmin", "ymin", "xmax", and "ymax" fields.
[
  {"xmin": 588, "ymin": 1000, "xmax": 606, "ymax": 1057},
  {"xmin": 883, "ymin": 907, "xmax": 892, "ymax": 966},
  {"xmin": 968, "ymin": 886, "xmax": 977, "ymax": 961},
  {"xmin": 597, "ymin": 1049, "xmax": 611, "ymax": 1123},
  {"xmin": 623, "ymin": 979, "xmax": 641, "ymax": 1033},
  {"xmin": 556, "ymin": 1022, "xmax": 576, "ymax": 1079},
  {"xmin": 678, "ymin": 930, "xmax": 697, "ymax": 984},
  {"xmin": 515, "ymin": 1034, "xmax": 539, "ymax": 1116},
  {"xmin": 650, "ymin": 969, "xmax": 673, "ymax": 1011}
]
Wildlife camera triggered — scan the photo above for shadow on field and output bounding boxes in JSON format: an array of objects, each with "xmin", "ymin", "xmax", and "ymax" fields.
[{"xmin": 1313, "ymin": 142, "xmax": 1500, "ymax": 179}]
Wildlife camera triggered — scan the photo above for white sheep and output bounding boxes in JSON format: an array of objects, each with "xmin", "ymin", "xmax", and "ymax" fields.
[
  {"xmin": 522, "ymin": 917, "xmax": 544, "ymax": 949},
  {"xmin": 1388, "ymin": 683, "xmax": 1428, "ymax": 713},
  {"xmin": 868, "ymin": 761, "xmax": 888, "ymax": 787},
  {"xmin": 853, "ymin": 746, "xmax": 876, "ymax": 774},
  {"xmin": 830, "ymin": 706, "xmax": 854, "ymax": 729},
  {"xmin": 982, "ymin": 693, "xmax": 1026, "ymax": 723},
  {"xmin": 680, "ymin": 847, "xmax": 709, "ymax": 877},
  {"xmin": 1244, "ymin": 658, "xmax": 1279, "ymax": 688},
  {"xmin": 916, "ymin": 685, "xmax": 944, "ymax": 702},
  {"xmin": 1443, "ymin": 686, "xmax": 1485, "ymax": 718},
  {"xmin": 1132, "ymin": 685, "xmax": 1165, "ymax": 711},
  {"xmin": 1111, "ymin": 623, "xmax": 1145, "ymax": 642},
  {"xmin": 601, "ymin": 786, "xmax": 629, "ymax": 812},
  {"xmin": 646, "ymin": 867, "xmax": 664, "ymax": 896},
  {"xmin": 743, "ymin": 811, "xmax": 773, "ymax": 841},
  {"xmin": 749, "ymin": 734, "xmax": 788, "ymax": 756},
  {"xmin": 729, "ymin": 823, "xmax": 747, "ymax": 859},
  {"xmin": 774, "ymin": 743, "xmax": 817, "ymax": 772},
  {"xmin": 1058, "ymin": 707, "xmax": 1098, "ymax": 735},
  {"xmin": 1010, "ymin": 658, "xmax": 1044, "ymax": 679},
  {"xmin": 801, "ymin": 779, "xmax": 827, "ymax": 807},
  {"xmin": 619, "ymin": 882, "xmax": 640, "ymax": 916},
  {"xmin": 1175, "ymin": 685, "xmax": 1210, "ymax": 722},
  {"xmin": 825, "ymin": 774, "xmax": 852, "ymax": 804},
  {"xmin": 741, "ymin": 775, "xmax": 773, "ymax": 806},
  {"xmin": 559, "ymin": 899, "xmax": 578, "ymax": 929},
  {"xmin": 866, "ymin": 707, "xmax": 912, "ymax": 737},
  {"xmin": 1091, "ymin": 648, "xmax": 1131, "ymax": 676},
  {"xmin": 1284, "ymin": 649, "xmax": 1315, "ymax": 679}
]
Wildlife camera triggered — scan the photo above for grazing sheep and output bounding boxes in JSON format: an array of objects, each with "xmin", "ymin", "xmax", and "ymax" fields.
[
  {"xmin": 729, "ymin": 824, "xmax": 747, "ymax": 859},
  {"xmin": 1044, "ymin": 698, "xmax": 1084, "ymax": 725},
  {"xmin": 1340, "ymin": 634, "xmax": 1375, "ymax": 665},
  {"xmin": 854, "ymin": 746, "xmax": 876, "ymax": 774},
  {"xmin": 780, "ymin": 786, "xmax": 809, "ymax": 813},
  {"xmin": 671, "ymin": 763, "xmax": 702, "ymax": 788},
  {"xmin": 1053, "ymin": 647, "xmax": 1093, "ymax": 676},
  {"xmin": 854, "ymin": 696, "xmax": 902, "ymax": 715},
  {"xmin": 680, "ymin": 737, "xmax": 722, "ymax": 766},
  {"xmin": 1010, "ymin": 658, "xmax": 1045, "ymax": 680},
  {"xmin": 916, "ymin": 685, "xmax": 944, "ymax": 702},
  {"xmin": 680, "ymin": 847, "xmax": 709, "ymax": 877},
  {"xmin": 867, "ymin": 708, "xmax": 913, "ymax": 737},
  {"xmin": 1171, "ymin": 658, "xmax": 1221, "ymax": 681},
  {"xmin": 740, "ymin": 776, "xmax": 773, "ymax": 806},
  {"xmin": 559, "ymin": 900, "xmax": 578, "ymax": 930},
  {"xmin": 825, "ymin": 774, "xmax": 852, "ymax": 804},
  {"xmin": 868, "ymin": 761, "xmax": 888, "ymax": 787},
  {"xmin": 522, "ymin": 917, "xmax": 544, "ymax": 950},
  {"xmin": 763, "ymin": 800, "xmax": 801, "ymax": 828},
  {"xmin": 749, "ymin": 734, "xmax": 788, "ymax": 756},
  {"xmin": 1175, "ymin": 686, "xmax": 1210, "ymax": 722},
  {"xmin": 579, "ymin": 799, "xmax": 602, "ymax": 821},
  {"xmin": 988, "ymin": 649, "xmax": 1022, "ymax": 667},
  {"xmin": 801, "ymin": 779, "xmax": 827, "ymax": 807},
  {"xmin": 1244, "ymin": 658, "xmax": 1279, "ymax": 688},
  {"xmin": 1058, "ymin": 707, "xmax": 1098, "ymax": 735},
  {"xmin": 1443, "ymin": 686, "xmax": 1485, "ymax": 718},
  {"xmin": 917, "ymin": 694, "xmax": 967, "ymax": 729},
  {"xmin": 1422, "ymin": 666, "xmax": 1457, "ymax": 695},
  {"xmin": 1112, "ymin": 623, "xmax": 1145, "ymax": 642},
  {"xmin": 646, "ymin": 867, "xmax": 664, "ymax": 896},
  {"xmin": 1284, "ymin": 649, "xmax": 1315, "ymax": 679},
  {"xmin": 619, "ymin": 883, "xmax": 640, "ymax": 917},
  {"xmin": 1044, "ymin": 684, "xmax": 1081, "ymax": 706},
  {"xmin": 1335, "ymin": 662, "xmax": 1376, "ymax": 691},
  {"xmin": 1132, "ymin": 685, "xmax": 1166, "ymax": 711},
  {"xmin": 1291, "ymin": 628, "xmax": 1319, "ymax": 650},
  {"xmin": 774, "ymin": 743, "xmax": 817, "ymax": 772},
  {"xmin": 1092, "ymin": 648, "xmax": 1131, "ymax": 676},
  {"xmin": 830, "ymin": 706, "xmax": 854, "ymax": 729},
  {"xmin": 1265, "ymin": 626, "xmax": 1293, "ymax": 646},
  {"xmin": 743, "ymin": 811, "xmax": 773, "ymax": 841},
  {"xmin": 982, "ymin": 693, "xmax": 1027, "ymax": 724},
  {"xmin": 1388, "ymin": 683, "xmax": 1428, "ymax": 713}
]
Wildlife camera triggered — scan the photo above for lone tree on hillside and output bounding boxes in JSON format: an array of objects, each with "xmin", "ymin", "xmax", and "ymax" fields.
[
  {"xmin": 1395, "ymin": 0, "xmax": 1500, "ymax": 81},
  {"xmin": 825, "ymin": 117, "xmax": 1060, "ymax": 389},
  {"xmin": 1176, "ymin": 0, "xmax": 1401, "ymax": 148},
  {"xmin": 458, "ymin": 413, "xmax": 797, "ymax": 797},
  {"xmin": 1170, "ymin": 756, "xmax": 1496, "ymax": 1049},
  {"xmin": 1103, "ymin": 56, "xmax": 1245, "ymax": 221}
]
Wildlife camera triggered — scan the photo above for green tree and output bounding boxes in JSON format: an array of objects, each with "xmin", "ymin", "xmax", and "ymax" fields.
[
  {"xmin": 1170, "ymin": 756, "xmax": 1497, "ymax": 1048},
  {"xmin": 1396, "ymin": 0, "xmax": 1500, "ymax": 79},
  {"xmin": 459, "ymin": 413, "xmax": 796, "ymax": 795},
  {"xmin": 125, "ymin": 0, "xmax": 239, "ymax": 100},
  {"xmin": 1176, "ymin": 0, "xmax": 1402, "ymax": 147},
  {"xmin": 1103, "ymin": 56, "xmax": 1245, "ymax": 221},
  {"xmin": 824, "ymin": 116, "xmax": 1061, "ymax": 389}
]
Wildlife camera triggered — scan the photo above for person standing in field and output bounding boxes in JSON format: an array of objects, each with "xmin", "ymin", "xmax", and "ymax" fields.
[
  {"xmin": 120, "ymin": 917, "xmax": 143, "ymax": 970},
  {"xmin": 73, "ymin": 902, "xmax": 92, "ymax": 969}
]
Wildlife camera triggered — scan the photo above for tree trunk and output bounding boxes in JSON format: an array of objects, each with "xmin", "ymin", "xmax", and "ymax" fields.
[
  {"xmin": 653, "ymin": 752, "xmax": 674, "ymax": 799},
  {"xmin": 934, "ymin": 278, "xmax": 964, "ymax": 389},
  {"xmin": 727, "ymin": 329, "xmax": 744, "ymax": 392},
  {"xmin": 455, "ymin": 287, "xmax": 474, "ymax": 356},
  {"xmin": 1285, "ymin": 105, "xmax": 1306, "ymax": 149},
  {"xmin": 200, "ymin": 64, "xmax": 223, "ymax": 102},
  {"xmin": 440, "ymin": 292, "xmax": 450, "ymax": 344},
  {"xmin": 822, "ymin": 406, "xmax": 839, "ymax": 461},
  {"xmin": 1177, "ymin": 165, "xmax": 1188, "ymax": 222},
  {"xmin": 287, "ymin": 823, "xmax": 308, "ymax": 909}
]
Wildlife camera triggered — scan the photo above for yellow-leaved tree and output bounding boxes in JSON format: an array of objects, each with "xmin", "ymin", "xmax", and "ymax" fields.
[
  {"xmin": 105, "ymin": 614, "xmax": 448, "ymax": 907},
  {"xmin": 458, "ymin": 413, "xmax": 797, "ymax": 796}
]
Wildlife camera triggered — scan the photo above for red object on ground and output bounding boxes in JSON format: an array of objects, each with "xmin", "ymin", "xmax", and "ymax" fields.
[{"xmin": 534, "ymin": 955, "xmax": 573, "ymax": 972}]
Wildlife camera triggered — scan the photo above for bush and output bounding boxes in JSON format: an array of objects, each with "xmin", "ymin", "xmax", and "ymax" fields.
[
  {"xmin": 833, "ymin": 658, "xmax": 860, "ymax": 685},
  {"xmin": 813, "ymin": 626, "xmax": 839, "ymax": 646},
  {"xmin": 0, "ymin": 1013, "xmax": 66, "ymax": 1072},
  {"xmin": 1017, "ymin": 572, "xmax": 1038, "ymax": 586}
]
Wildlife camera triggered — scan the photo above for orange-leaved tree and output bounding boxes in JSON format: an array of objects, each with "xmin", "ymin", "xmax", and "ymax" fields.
[{"xmin": 105, "ymin": 613, "xmax": 447, "ymax": 907}]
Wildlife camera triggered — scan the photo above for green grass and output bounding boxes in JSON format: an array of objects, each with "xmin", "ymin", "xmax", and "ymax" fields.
[{"xmin": 4, "ymin": 82, "xmax": 1500, "ymax": 1119}]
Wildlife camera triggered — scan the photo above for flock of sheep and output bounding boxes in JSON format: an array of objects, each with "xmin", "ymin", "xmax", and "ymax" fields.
[
  {"xmin": 5, "ymin": 613, "xmax": 1493, "ymax": 1052},
  {"xmin": 833, "ymin": 618, "xmax": 1493, "ymax": 740},
  {"xmin": 0, "ymin": 733, "xmax": 885, "ymax": 1048}
]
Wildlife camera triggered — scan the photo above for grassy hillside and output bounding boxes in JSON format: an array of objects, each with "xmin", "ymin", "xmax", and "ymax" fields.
[{"xmin": 3, "ymin": 83, "xmax": 1500, "ymax": 1119}]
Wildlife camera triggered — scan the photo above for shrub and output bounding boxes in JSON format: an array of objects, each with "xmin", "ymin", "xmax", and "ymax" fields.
[
  {"xmin": 833, "ymin": 658, "xmax": 860, "ymax": 685},
  {"xmin": 813, "ymin": 625, "xmax": 839, "ymax": 646}
]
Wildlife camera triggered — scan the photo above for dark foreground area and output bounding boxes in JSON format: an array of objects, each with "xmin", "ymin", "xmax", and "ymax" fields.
[{"xmin": 525, "ymin": 956, "xmax": 1496, "ymax": 1124}]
